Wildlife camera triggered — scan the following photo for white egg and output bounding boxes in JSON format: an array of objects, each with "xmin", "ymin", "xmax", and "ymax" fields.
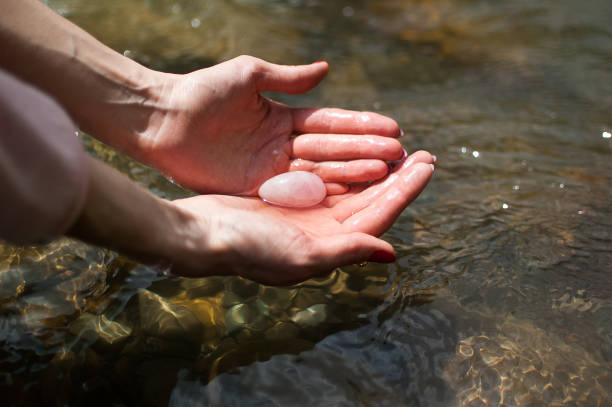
[{"xmin": 258, "ymin": 171, "xmax": 326, "ymax": 208}]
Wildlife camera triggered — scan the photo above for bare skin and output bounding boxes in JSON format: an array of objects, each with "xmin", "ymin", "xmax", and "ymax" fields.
[
  {"xmin": 0, "ymin": 0, "xmax": 403, "ymax": 195},
  {"xmin": 139, "ymin": 58, "xmax": 405, "ymax": 194},
  {"xmin": 1, "ymin": 0, "xmax": 435, "ymax": 284},
  {"xmin": 72, "ymin": 151, "xmax": 434, "ymax": 285}
]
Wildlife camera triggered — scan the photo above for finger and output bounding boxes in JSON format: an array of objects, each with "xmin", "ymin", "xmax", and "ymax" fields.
[
  {"xmin": 289, "ymin": 134, "xmax": 403, "ymax": 161},
  {"xmin": 321, "ymin": 187, "xmax": 363, "ymax": 207},
  {"xmin": 325, "ymin": 182, "xmax": 350, "ymax": 195},
  {"xmin": 306, "ymin": 233, "xmax": 395, "ymax": 270},
  {"xmin": 290, "ymin": 158, "xmax": 389, "ymax": 183},
  {"xmin": 253, "ymin": 58, "xmax": 329, "ymax": 94},
  {"xmin": 342, "ymin": 162, "xmax": 434, "ymax": 236},
  {"xmin": 330, "ymin": 150, "xmax": 434, "ymax": 218},
  {"xmin": 293, "ymin": 107, "xmax": 401, "ymax": 138}
]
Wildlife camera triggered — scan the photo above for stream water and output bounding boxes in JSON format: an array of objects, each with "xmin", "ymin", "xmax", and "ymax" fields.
[{"xmin": 1, "ymin": 0, "xmax": 611, "ymax": 405}]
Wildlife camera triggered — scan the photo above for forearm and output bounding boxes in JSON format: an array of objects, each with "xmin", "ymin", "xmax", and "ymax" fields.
[
  {"xmin": 0, "ymin": 0, "xmax": 164, "ymax": 155},
  {"xmin": 68, "ymin": 155, "xmax": 207, "ymax": 270}
]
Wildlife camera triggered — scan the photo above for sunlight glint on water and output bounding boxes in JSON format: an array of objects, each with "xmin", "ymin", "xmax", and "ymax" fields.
[{"xmin": 1, "ymin": 0, "xmax": 611, "ymax": 405}]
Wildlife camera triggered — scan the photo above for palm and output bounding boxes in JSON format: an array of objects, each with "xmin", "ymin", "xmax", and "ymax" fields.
[
  {"xmin": 147, "ymin": 56, "xmax": 404, "ymax": 195},
  {"xmin": 173, "ymin": 151, "xmax": 434, "ymax": 285}
]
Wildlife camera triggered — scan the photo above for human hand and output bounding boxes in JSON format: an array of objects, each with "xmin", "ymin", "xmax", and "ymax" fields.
[
  {"xmin": 139, "ymin": 56, "xmax": 404, "ymax": 195},
  {"xmin": 0, "ymin": 2, "xmax": 403, "ymax": 195},
  {"xmin": 170, "ymin": 151, "xmax": 434, "ymax": 285}
]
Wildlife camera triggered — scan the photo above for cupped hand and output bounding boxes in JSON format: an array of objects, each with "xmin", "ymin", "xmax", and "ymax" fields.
[
  {"xmin": 142, "ymin": 56, "xmax": 404, "ymax": 195},
  {"xmin": 170, "ymin": 151, "xmax": 434, "ymax": 285}
]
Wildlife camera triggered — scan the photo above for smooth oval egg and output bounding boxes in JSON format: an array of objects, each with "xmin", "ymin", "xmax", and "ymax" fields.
[{"xmin": 258, "ymin": 171, "xmax": 326, "ymax": 208}]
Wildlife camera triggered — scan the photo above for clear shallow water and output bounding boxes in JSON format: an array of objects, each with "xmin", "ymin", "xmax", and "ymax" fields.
[{"xmin": 1, "ymin": 0, "xmax": 611, "ymax": 405}]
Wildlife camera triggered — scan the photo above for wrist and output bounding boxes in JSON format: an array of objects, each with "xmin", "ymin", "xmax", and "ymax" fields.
[
  {"xmin": 123, "ymin": 70, "xmax": 180, "ymax": 163},
  {"xmin": 149, "ymin": 199, "xmax": 210, "ymax": 272},
  {"xmin": 68, "ymin": 156, "xmax": 214, "ymax": 274},
  {"xmin": 75, "ymin": 62, "xmax": 168, "ymax": 157},
  {"xmin": 163, "ymin": 200, "xmax": 235, "ymax": 278}
]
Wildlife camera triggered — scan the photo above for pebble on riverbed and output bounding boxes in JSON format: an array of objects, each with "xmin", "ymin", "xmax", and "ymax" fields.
[{"xmin": 258, "ymin": 171, "xmax": 326, "ymax": 208}]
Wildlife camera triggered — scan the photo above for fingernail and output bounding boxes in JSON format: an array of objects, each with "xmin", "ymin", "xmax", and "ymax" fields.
[
  {"xmin": 313, "ymin": 60, "xmax": 326, "ymax": 64},
  {"xmin": 400, "ymin": 129, "xmax": 405, "ymax": 137},
  {"xmin": 432, "ymin": 155, "xmax": 437, "ymax": 163},
  {"xmin": 429, "ymin": 164, "xmax": 435, "ymax": 172},
  {"xmin": 368, "ymin": 250, "xmax": 396, "ymax": 263},
  {"xmin": 387, "ymin": 148, "xmax": 408, "ymax": 171}
]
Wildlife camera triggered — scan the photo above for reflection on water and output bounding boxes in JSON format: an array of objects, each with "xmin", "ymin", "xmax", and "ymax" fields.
[{"xmin": 2, "ymin": 0, "xmax": 612, "ymax": 405}]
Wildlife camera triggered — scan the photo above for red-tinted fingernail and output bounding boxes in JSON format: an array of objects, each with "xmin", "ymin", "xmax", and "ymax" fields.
[{"xmin": 368, "ymin": 250, "xmax": 396, "ymax": 263}]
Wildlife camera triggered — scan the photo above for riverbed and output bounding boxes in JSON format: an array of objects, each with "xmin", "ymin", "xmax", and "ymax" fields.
[{"xmin": 1, "ymin": 0, "xmax": 611, "ymax": 405}]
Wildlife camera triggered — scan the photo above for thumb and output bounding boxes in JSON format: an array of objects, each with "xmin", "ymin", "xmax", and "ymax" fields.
[
  {"xmin": 308, "ymin": 232, "xmax": 396, "ymax": 271},
  {"xmin": 255, "ymin": 60, "xmax": 329, "ymax": 94}
]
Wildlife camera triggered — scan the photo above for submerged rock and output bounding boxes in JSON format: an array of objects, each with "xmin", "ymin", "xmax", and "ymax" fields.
[
  {"xmin": 138, "ymin": 289, "xmax": 204, "ymax": 342},
  {"xmin": 69, "ymin": 312, "xmax": 132, "ymax": 345},
  {"xmin": 444, "ymin": 315, "xmax": 612, "ymax": 406},
  {"xmin": 225, "ymin": 303, "xmax": 252, "ymax": 333},
  {"xmin": 290, "ymin": 304, "xmax": 327, "ymax": 328},
  {"xmin": 224, "ymin": 301, "xmax": 270, "ymax": 334}
]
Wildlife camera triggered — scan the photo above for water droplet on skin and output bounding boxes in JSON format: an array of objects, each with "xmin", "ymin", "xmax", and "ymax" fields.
[
  {"xmin": 386, "ymin": 190, "xmax": 401, "ymax": 201},
  {"xmin": 325, "ymin": 111, "xmax": 352, "ymax": 119}
]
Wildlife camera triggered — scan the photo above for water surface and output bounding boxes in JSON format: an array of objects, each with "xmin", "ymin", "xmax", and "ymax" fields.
[{"xmin": 1, "ymin": 0, "xmax": 611, "ymax": 405}]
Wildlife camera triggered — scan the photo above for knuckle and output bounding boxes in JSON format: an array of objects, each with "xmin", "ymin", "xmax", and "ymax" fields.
[
  {"xmin": 235, "ymin": 55, "xmax": 262, "ymax": 78},
  {"xmin": 290, "ymin": 159, "xmax": 314, "ymax": 172}
]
